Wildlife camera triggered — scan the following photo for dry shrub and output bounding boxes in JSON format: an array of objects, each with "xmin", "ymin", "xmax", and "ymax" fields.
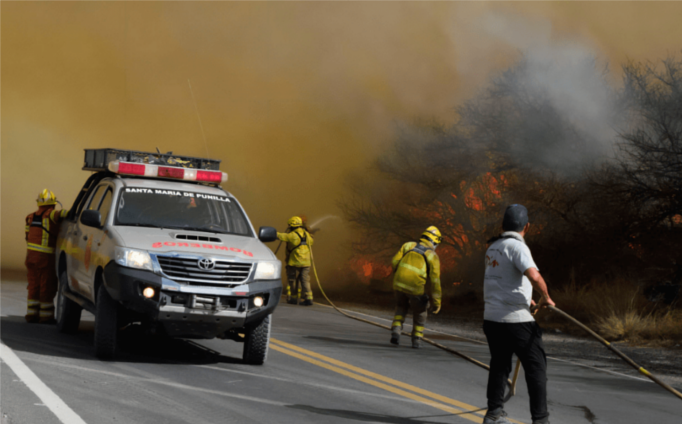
[
  {"xmin": 547, "ymin": 278, "xmax": 647, "ymax": 325},
  {"xmin": 639, "ymin": 310, "xmax": 682, "ymax": 345},
  {"xmin": 596, "ymin": 310, "xmax": 682, "ymax": 345},
  {"xmin": 542, "ymin": 277, "xmax": 682, "ymax": 345},
  {"xmin": 596, "ymin": 311, "xmax": 649, "ymax": 341}
]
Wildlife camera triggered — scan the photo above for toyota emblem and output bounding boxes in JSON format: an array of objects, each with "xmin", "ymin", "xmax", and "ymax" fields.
[{"xmin": 197, "ymin": 258, "xmax": 215, "ymax": 270}]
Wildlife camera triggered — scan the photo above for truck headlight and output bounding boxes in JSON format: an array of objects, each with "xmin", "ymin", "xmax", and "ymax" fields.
[
  {"xmin": 254, "ymin": 261, "xmax": 281, "ymax": 280},
  {"xmin": 115, "ymin": 247, "xmax": 153, "ymax": 271}
]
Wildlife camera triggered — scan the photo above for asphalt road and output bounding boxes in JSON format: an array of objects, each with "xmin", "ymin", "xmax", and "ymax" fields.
[{"xmin": 2, "ymin": 279, "xmax": 681, "ymax": 424}]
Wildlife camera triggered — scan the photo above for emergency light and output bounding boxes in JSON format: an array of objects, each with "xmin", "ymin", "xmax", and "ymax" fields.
[{"xmin": 108, "ymin": 161, "xmax": 228, "ymax": 183}]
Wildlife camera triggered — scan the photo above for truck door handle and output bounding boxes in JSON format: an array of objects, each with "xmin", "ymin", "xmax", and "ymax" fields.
[{"xmin": 83, "ymin": 235, "xmax": 88, "ymax": 241}]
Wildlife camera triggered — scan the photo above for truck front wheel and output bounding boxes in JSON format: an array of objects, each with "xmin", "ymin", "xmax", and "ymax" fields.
[
  {"xmin": 94, "ymin": 285, "xmax": 118, "ymax": 360},
  {"xmin": 56, "ymin": 270, "xmax": 82, "ymax": 334},
  {"xmin": 242, "ymin": 315, "xmax": 271, "ymax": 365}
]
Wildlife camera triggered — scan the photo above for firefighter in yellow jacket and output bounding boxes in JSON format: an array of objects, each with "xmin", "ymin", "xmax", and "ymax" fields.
[
  {"xmin": 24, "ymin": 189, "xmax": 69, "ymax": 323},
  {"xmin": 390, "ymin": 226, "xmax": 442, "ymax": 348},
  {"xmin": 277, "ymin": 216, "xmax": 314, "ymax": 306}
]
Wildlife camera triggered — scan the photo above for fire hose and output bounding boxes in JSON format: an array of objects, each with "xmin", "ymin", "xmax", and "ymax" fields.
[
  {"xmin": 308, "ymin": 247, "xmax": 516, "ymax": 402},
  {"xmin": 546, "ymin": 304, "xmax": 682, "ymax": 401},
  {"xmin": 306, "ymin": 247, "xmax": 682, "ymax": 403}
]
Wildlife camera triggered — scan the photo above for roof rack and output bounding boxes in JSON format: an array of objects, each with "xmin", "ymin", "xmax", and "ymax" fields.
[{"xmin": 83, "ymin": 148, "xmax": 221, "ymax": 172}]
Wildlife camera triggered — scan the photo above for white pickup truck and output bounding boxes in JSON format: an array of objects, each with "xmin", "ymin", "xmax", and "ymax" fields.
[{"xmin": 55, "ymin": 149, "xmax": 282, "ymax": 363}]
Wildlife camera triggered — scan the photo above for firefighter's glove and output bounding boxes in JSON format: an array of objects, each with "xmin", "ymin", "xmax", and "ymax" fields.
[{"xmin": 429, "ymin": 304, "xmax": 441, "ymax": 315}]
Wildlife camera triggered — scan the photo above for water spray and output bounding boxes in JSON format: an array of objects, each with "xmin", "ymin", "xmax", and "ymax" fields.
[
  {"xmin": 274, "ymin": 215, "xmax": 340, "ymax": 256},
  {"xmin": 309, "ymin": 215, "xmax": 341, "ymax": 229}
]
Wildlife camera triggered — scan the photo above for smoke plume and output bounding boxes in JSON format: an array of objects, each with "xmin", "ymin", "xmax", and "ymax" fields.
[{"xmin": 3, "ymin": 2, "xmax": 682, "ymax": 282}]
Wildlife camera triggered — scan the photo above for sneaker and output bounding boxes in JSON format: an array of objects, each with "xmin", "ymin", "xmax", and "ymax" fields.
[
  {"xmin": 483, "ymin": 410, "xmax": 511, "ymax": 424},
  {"xmin": 411, "ymin": 338, "xmax": 422, "ymax": 349},
  {"xmin": 532, "ymin": 417, "xmax": 550, "ymax": 424},
  {"xmin": 301, "ymin": 299, "xmax": 314, "ymax": 306}
]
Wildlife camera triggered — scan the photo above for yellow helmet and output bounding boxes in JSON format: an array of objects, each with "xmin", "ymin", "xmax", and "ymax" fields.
[
  {"xmin": 288, "ymin": 216, "xmax": 303, "ymax": 228},
  {"xmin": 37, "ymin": 189, "xmax": 57, "ymax": 206},
  {"xmin": 421, "ymin": 226, "xmax": 442, "ymax": 245}
]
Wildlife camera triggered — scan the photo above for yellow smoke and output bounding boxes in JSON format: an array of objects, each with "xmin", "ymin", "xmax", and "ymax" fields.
[{"xmin": 2, "ymin": 2, "xmax": 682, "ymax": 275}]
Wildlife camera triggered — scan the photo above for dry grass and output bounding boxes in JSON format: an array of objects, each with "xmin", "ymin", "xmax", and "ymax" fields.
[
  {"xmin": 596, "ymin": 311, "xmax": 651, "ymax": 341},
  {"xmin": 541, "ymin": 278, "xmax": 682, "ymax": 346},
  {"xmin": 596, "ymin": 309, "xmax": 682, "ymax": 346}
]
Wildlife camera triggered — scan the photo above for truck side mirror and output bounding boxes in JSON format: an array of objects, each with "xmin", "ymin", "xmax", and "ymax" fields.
[
  {"xmin": 258, "ymin": 226, "xmax": 278, "ymax": 243},
  {"xmin": 81, "ymin": 210, "xmax": 102, "ymax": 228}
]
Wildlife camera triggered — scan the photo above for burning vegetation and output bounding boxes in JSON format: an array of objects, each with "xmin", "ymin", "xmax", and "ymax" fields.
[{"xmin": 340, "ymin": 54, "xmax": 682, "ymax": 343}]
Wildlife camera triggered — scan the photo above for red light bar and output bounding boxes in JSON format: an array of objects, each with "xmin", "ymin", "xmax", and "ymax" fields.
[
  {"xmin": 118, "ymin": 162, "xmax": 146, "ymax": 176},
  {"xmin": 197, "ymin": 170, "xmax": 223, "ymax": 183},
  {"xmin": 158, "ymin": 166, "xmax": 184, "ymax": 179},
  {"xmin": 108, "ymin": 161, "xmax": 228, "ymax": 183}
]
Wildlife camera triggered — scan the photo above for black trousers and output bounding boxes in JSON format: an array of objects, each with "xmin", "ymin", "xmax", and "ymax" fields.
[{"xmin": 483, "ymin": 320, "xmax": 549, "ymax": 422}]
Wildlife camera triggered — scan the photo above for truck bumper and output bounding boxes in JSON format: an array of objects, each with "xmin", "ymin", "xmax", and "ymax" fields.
[{"xmin": 103, "ymin": 262, "xmax": 282, "ymax": 338}]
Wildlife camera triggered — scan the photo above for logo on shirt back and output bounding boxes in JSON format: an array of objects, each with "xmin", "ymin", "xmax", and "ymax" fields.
[{"xmin": 485, "ymin": 255, "xmax": 500, "ymax": 269}]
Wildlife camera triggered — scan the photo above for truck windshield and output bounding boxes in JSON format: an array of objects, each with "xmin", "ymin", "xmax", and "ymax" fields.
[{"xmin": 115, "ymin": 188, "xmax": 253, "ymax": 236}]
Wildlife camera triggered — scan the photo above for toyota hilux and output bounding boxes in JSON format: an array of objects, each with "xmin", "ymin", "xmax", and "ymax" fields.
[{"xmin": 55, "ymin": 149, "xmax": 281, "ymax": 363}]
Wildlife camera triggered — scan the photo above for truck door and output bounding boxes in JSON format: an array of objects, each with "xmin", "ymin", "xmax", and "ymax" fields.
[
  {"xmin": 64, "ymin": 180, "xmax": 100, "ymax": 298},
  {"xmin": 72, "ymin": 184, "xmax": 111, "ymax": 301}
]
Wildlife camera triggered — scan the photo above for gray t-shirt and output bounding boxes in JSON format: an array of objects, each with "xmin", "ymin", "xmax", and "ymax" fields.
[{"xmin": 483, "ymin": 232, "xmax": 537, "ymax": 323}]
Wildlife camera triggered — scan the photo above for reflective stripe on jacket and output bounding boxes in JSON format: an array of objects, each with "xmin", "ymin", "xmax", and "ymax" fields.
[
  {"xmin": 277, "ymin": 227, "xmax": 314, "ymax": 267},
  {"xmin": 391, "ymin": 240, "xmax": 442, "ymax": 308},
  {"xmin": 25, "ymin": 206, "xmax": 68, "ymax": 254}
]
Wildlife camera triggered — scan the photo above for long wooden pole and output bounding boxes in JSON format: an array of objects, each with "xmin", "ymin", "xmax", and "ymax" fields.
[{"xmin": 548, "ymin": 305, "xmax": 682, "ymax": 401}]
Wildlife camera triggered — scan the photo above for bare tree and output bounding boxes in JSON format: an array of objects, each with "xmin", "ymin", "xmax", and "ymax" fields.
[{"xmin": 611, "ymin": 57, "xmax": 682, "ymax": 227}]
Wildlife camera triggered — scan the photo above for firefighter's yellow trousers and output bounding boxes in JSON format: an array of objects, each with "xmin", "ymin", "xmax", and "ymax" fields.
[
  {"xmin": 286, "ymin": 266, "xmax": 313, "ymax": 302},
  {"xmin": 391, "ymin": 291, "xmax": 428, "ymax": 339}
]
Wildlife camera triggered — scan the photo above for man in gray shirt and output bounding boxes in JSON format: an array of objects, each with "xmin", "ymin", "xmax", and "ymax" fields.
[{"xmin": 482, "ymin": 204, "xmax": 555, "ymax": 424}]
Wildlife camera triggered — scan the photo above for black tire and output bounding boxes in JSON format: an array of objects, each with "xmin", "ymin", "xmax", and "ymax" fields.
[
  {"xmin": 242, "ymin": 315, "xmax": 271, "ymax": 365},
  {"xmin": 94, "ymin": 284, "xmax": 118, "ymax": 360},
  {"xmin": 56, "ymin": 270, "xmax": 82, "ymax": 334}
]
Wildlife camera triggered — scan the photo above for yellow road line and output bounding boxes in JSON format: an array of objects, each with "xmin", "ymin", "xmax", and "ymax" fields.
[
  {"xmin": 269, "ymin": 343, "xmax": 485, "ymax": 423},
  {"xmin": 271, "ymin": 338, "xmax": 525, "ymax": 424},
  {"xmin": 273, "ymin": 338, "xmax": 488, "ymax": 415}
]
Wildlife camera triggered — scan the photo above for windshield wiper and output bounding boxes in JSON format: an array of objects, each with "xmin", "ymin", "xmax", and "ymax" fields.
[{"xmin": 118, "ymin": 223, "xmax": 163, "ymax": 229}]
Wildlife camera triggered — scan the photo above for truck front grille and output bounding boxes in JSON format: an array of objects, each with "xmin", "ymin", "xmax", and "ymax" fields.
[{"xmin": 157, "ymin": 256, "xmax": 252, "ymax": 284}]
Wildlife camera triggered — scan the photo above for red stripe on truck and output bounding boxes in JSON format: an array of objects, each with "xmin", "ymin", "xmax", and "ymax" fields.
[{"xmin": 151, "ymin": 242, "xmax": 253, "ymax": 257}]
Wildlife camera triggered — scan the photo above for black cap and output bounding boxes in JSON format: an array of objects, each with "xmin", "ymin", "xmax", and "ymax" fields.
[{"xmin": 503, "ymin": 204, "xmax": 529, "ymax": 232}]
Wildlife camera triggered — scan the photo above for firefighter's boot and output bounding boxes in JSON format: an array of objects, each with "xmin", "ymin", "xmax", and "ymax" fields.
[
  {"xmin": 390, "ymin": 326, "xmax": 401, "ymax": 345},
  {"xmin": 302, "ymin": 299, "xmax": 313, "ymax": 306},
  {"xmin": 39, "ymin": 301, "xmax": 56, "ymax": 324},
  {"xmin": 287, "ymin": 288, "xmax": 301, "ymax": 304},
  {"xmin": 412, "ymin": 324, "xmax": 424, "ymax": 348},
  {"xmin": 25, "ymin": 299, "xmax": 39, "ymax": 323},
  {"xmin": 286, "ymin": 286, "xmax": 298, "ymax": 304}
]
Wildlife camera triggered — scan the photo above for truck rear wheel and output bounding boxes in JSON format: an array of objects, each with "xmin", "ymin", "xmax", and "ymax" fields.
[
  {"xmin": 242, "ymin": 315, "xmax": 271, "ymax": 365},
  {"xmin": 56, "ymin": 270, "xmax": 82, "ymax": 334},
  {"xmin": 94, "ymin": 285, "xmax": 118, "ymax": 360}
]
